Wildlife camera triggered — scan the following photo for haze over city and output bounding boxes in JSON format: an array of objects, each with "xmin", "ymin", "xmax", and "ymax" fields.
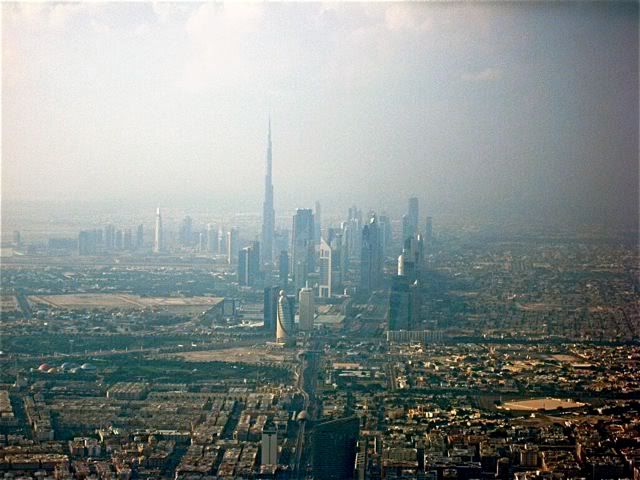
[
  {"xmin": 1, "ymin": 2, "xmax": 639, "ymax": 480},
  {"xmin": 3, "ymin": 1, "xmax": 638, "ymax": 226}
]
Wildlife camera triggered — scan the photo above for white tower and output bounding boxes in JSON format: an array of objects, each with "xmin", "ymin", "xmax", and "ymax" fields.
[
  {"xmin": 318, "ymin": 238, "xmax": 332, "ymax": 298},
  {"xmin": 153, "ymin": 207, "xmax": 163, "ymax": 253},
  {"xmin": 276, "ymin": 290, "xmax": 294, "ymax": 346}
]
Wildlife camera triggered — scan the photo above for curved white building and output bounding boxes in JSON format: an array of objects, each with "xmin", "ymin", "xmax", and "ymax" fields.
[{"xmin": 276, "ymin": 290, "xmax": 294, "ymax": 346}]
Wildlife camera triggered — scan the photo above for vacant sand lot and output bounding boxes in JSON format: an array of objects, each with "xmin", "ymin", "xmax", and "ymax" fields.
[
  {"xmin": 169, "ymin": 347, "xmax": 286, "ymax": 365},
  {"xmin": 501, "ymin": 398, "xmax": 586, "ymax": 411}
]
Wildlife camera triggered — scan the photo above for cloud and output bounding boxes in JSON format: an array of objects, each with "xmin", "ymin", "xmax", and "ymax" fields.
[
  {"xmin": 461, "ymin": 67, "xmax": 503, "ymax": 82},
  {"xmin": 178, "ymin": 3, "xmax": 264, "ymax": 91}
]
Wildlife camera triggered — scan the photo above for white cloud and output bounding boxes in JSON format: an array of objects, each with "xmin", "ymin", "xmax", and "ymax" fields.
[{"xmin": 179, "ymin": 3, "xmax": 264, "ymax": 91}]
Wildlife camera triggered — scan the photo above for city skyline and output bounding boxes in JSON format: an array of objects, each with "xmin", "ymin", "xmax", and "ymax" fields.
[
  {"xmin": 2, "ymin": 2, "xmax": 638, "ymax": 229},
  {"xmin": 1, "ymin": 3, "xmax": 638, "ymax": 478}
]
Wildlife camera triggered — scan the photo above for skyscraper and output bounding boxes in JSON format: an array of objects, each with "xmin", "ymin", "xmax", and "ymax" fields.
[
  {"xmin": 179, "ymin": 216, "xmax": 193, "ymax": 247},
  {"xmin": 276, "ymin": 290, "xmax": 294, "ymax": 346},
  {"xmin": 104, "ymin": 224, "xmax": 115, "ymax": 251},
  {"xmin": 263, "ymin": 286, "xmax": 279, "ymax": 335},
  {"xmin": 153, "ymin": 207, "xmax": 163, "ymax": 254},
  {"xmin": 388, "ymin": 275, "xmax": 421, "ymax": 331},
  {"xmin": 261, "ymin": 118, "xmax": 275, "ymax": 265},
  {"xmin": 318, "ymin": 238, "xmax": 332, "ymax": 298},
  {"xmin": 238, "ymin": 241, "xmax": 260, "ymax": 286},
  {"xmin": 398, "ymin": 235, "xmax": 423, "ymax": 282},
  {"xmin": 312, "ymin": 416, "xmax": 360, "ymax": 480},
  {"xmin": 343, "ymin": 206, "xmax": 362, "ymax": 259},
  {"xmin": 314, "ymin": 200, "xmax": 322, "ymax": 244},
  {"xmin": 425, "ymin": 216, "xmax": 433, "ymax": 254},
  {"xmin": 227, "ymin": 227, "xmax": 239, "ymax": 264},
  {"xmin": 408, "ymin": 196, "xmax": 419, "ymax": 235},
  {"xmin": 388, "ymin": 275, "xmax": 411, "ymax": 331},
  {"xmin": 278, "ymin": 250, "xmax": 289, "ymax": 289},
  {"xmin": 291, "ymin": 209, "xmax": 315, "ymax": 291},
  {"xmin": 123, "ymin": 228, "xmax": 132, "ymax": 250},
  {"xmin": 78, "ymin": 230, "xmax": 98, "ymax": 256},
  {"xmin": 378, "ymin": 214, "xmax": 392, "ymax": 256},
  {"xmin": 299, "ymin": 286, "xmax": 315, "ymax": 331},
  {"xmin": 360, "ymin": 214, "xmax": 383, "ymax": 294},
  {"xmin": 217, "ymin": 227, "xmax": 226, "ymax": 256},
  {"xmin": 206, "ymin": 224, "xmax": 216, "ymax": 254}
]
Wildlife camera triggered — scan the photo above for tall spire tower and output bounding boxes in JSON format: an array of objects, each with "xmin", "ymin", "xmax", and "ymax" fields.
[{"xmin": 261, "ymin": 117, "xmax": 275, "ymax": 265}]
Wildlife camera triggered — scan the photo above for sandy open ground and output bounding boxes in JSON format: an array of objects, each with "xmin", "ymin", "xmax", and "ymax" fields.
[
  {"xmin": 501, "ymin": 398, "xmax": 586, "ymax": 411},
  {"xmin": 168, "ymin": 346, "xmax": 286, "ymax": 365},
  {"xmin": 28, "ymin": 294, "xmax": 223, "ymax": 311}
]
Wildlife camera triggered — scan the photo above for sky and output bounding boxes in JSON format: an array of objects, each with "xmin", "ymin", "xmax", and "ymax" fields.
[{"xmin": 2, "ymin": 1, "xmax": 638, "ymax": 227}]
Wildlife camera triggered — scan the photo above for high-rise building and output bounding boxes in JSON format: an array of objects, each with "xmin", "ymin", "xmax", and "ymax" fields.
[
  {"xmin": 388, "ymin": 275, "xmax": 421, "ymax": 331},
  {"xmin": 299, "ymin": 286, "xmax": 315, "ymax": 331},
  {"xmin": 217, "ymin": 227, "xmax": 226, "ymax": 256},
  {"xmin": 238, "ymin": 248, "xmax": 250, "ymax": 286},
  {"xmin": 314, "ymin": 200, "xmax": 322, "ymax": 244},
  {"xmin": 312, "ymin": 417, "xmax": 360, "ymax": 480},
  {"xmin": 12, "ymin": 231, "xmax": 21, "ymax": 248},
  {"xmin": 153, "ymin": 208, "xmax": 163, "ymax": 253},
  {"xmin": 78, "ymin": 230, "xmax": 98, "ymax": 255},
  {"xmin": 115, "ymin": 229, "xmax": 124, "ymax": 250},
  {"xmin": 123, "ymin": 228, "xmax": 133, "ymax": 250},
  {"xmin": 408, "ymin": 196, "xmax": 419, "ymax": 235},
  {"xmin": 278, "ymin": 250, "xmax": 289, "ymax": 289},
  {"xmin": 227, "ymin": 227, "xmax": 239, "ymax": 264},
  {"xmin": 344, "ymin": 206, "xmax": 362, "ymax": 268},
  {"xmin": 104, "ymin": 224, "xmax": 115, "ymax": 251},
  {"xmin": 378, "ymin": 214, "xmax": 392, "ymax": 256},
  {"xmin": 261, "ymin": 429, "xmax": 278, "ymax": 466},
  {"xmin": 179, "ymin": 216, "xmax": 193, "ymax": 247},
  {"xmin": 274, "ymin": 229, "xmax": 289, "ymax": 257},
  {"xmin": 425, "ymin": 216, "xmax": 433, "ymax": 248},
  {"xmin": 318, "ymin": 238, "xmax": 332, "ymax": 298},
  {"xmin": 263, "ymin": 286, "xmax": 279, "ymax": 335},
  {"xmin": 398, "ymin": 235, "xmax": 424, "ymax": 282},
  {"xmin": 198, "ymin": 232, "xmax": 206, "ymax": 252},
  {"xmin": 402, "ymin": 214, "xmax": 413, "ymax": 244},
  {"xmin": 291, "ymin": 209, "xmax": 314, "ymax": 291},
  {"xmin": 261, "ymin": 118, "xmax": 275, "ymax": 265},
  {"xmin": 206, "ymin": 224, "xmax": 217, "ymax": 254},
  {"xmin": 238, "ymin": 242, "xmax": 260, "ymax": 286},
  {"xmin": 276, "ymin": 290, "xmax": 294, "ymax": 346},
  {"xmin": 360, "ymin": 214, "xmax": 383, "ymax": 294},
  {"xmin": 388, "ymin": 275, "xmax": 411, "ymax": 330}
]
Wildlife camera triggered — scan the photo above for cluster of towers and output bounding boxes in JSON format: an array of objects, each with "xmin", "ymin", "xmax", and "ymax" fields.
[
  {"xmin": 141, "ymin": 121, "xmax": 435, "ymax": 346},
  {"xmin": 78, "ymin": 224, "xmax": 144, "ymax": 255}
]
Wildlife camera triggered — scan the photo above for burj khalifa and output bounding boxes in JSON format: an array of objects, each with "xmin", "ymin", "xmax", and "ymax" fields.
[{"xmin": 261, "ymin": 118, "xmax": 275, "ymax": 265}]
